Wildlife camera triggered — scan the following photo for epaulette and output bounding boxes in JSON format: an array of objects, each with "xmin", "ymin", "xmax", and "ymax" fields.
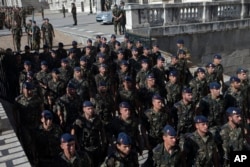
[{"xmin": 15, "ymin": 95, "xmax": 23, "ymax": 101}]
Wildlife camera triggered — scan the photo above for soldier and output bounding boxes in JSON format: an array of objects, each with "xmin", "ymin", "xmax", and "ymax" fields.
[
  {"xmin": 140, "ymin": 46, "xmax": 153, "ymax": 67},
  {"xmin": 108, "ymin": 34, "xmax": 118, "ymax": 53},
  {"xmin": 119, "ymin": 1, "xmax": 126, "ymax": 35},
  {"xmin": 136, "ymin": 59, "xmax": 151, "ymax": 89},
  {"xmin": 121, "ymin": 34, "xmax": 129, "ymax": 50},
  {"xmin": 41, "ymin": 18, "xmax": 55, "ymax": 50},
  {"xmin": 62, "ymin": 4, "xmax": 66, "ymax": 18},
  {"xmin": 93, "ymin": 82, "xmax": 115, "ymax": 127},
  {"xmin": 189, "ymin": 67, "xmax": 208, "ymax": 105},
  {"xmin": 20, "ymin": 7, "xmax": 26, "ymax": 27},
  {"xmin": 128, "ymin": 47, "xmax": 142, "ymax": 80},
  {"xmin": 168, "ymin": 54, "xmax": 183, "ymax": 84},
  {"xmin": 56, "ymin": 133, "xmax": 92, "ymax": 166},
  {"xmin": 101, "ymin": 132, "xmax": 139, "ymax": 167},
  {"xmin": 220, "ymin": 107, "xmax": 246, "ymax": 166},
  {"xmin": 176, "ymin": 39, "xmax": 191, "ymax": 61},
  {"xmin": 205, "ymin": 62, "xmax": 219, "ymax": 88},
  {"xmin": 14, "ymin": 82, "xmax": 43, "ymax": 164},
  {"xmin": 224, "ymin": 76, "xmax": 246, "ymax": 112},
  {"xmin": 112, "ymin": 4, "xmax": 122, "ymax": 35},
  {"xmin": 66, "ymin": 49, "xmax": 79, "ymax": 69},
  {"xmin": 151, "ymin": 44, "xmax": 161, "ymax": 66},
  {"xmin": 72, "ymin": 101, "xmax": 107, "ymax": 166},
  {"xmin": 177, "ymin": 49, "xmax": 192, "ymax": 86},
  {"xmin": 34, "ymin": 110, "xmax": 62, "ymax": 167},
  {"xmin": 94, "ymin": 35, "xmax": 102, "ymax": 52},
  {"xmin": 165, "ymin": 71, "xmax": 182, "ymax": 109},
  {"xmin": 124, "ymin": 40, "xmax": 133, "ymax": 59},
  {"xmin": 197, "ymin": 82, "xmax": 225, "ymax": 148},
  {"xmin": 69, "ymin": 67, "xmax": 91, "ymax": 102},
  {"xmin": 82, "ymin": 38, "xmax": 97, "ymax": 59},
  {"xmin": 56, "ymin": 42, "xmax": 68, "ymax": 59},
  {"xmin": 11, "ymin": 20, "xmax": 22, "ymax": 52},
  {"xmin": 56, "ymin": 82, "xmax": 82, "ymax": 132},
  {"xmin": 135, "ymin": 40, "xmax": 143, "ymax": 56},
  {"xmin": 115, "ymin": 60, "xmax": 131, "ymax": 89},
  {"xmin": 172, "ymin": 88, "xmax": 196, "ymax": 137},
  {"xmin": 41, "ymin": 6, "xmax": 44, "ymax": 20},
  {"xmin": 153, "ymin": 125, "xmax": 185, "ymax": 167},
  {"xmin": 70, "ymin": 40, "xmax": 82, "ymax": 59},
  {"xmin": 213, "ymin": 54, "xmax": 225, "ymax": 90},
  {"xmin": 142, "ymin": 94, "xmax": 170, "ymax": 148},
  {"xmin": 31, "ymin": 21, "xmax": 41, "ymax": 52},
  {"xmin": 25, "ymin": 20, "xmax": 32, "ymax": 48},
  {"xmin": 19, "ymin": 60, "xmax": 33, "ymax": 85},
  {"xmin": 184, "ymin": 115, "xmax": 219, "ymax": 167},
  {"xmin": 71, "ymin": 3, "xmax": 77, "ymax": 26},
  {"xmin": 58, "ymin": 58, "xmax": 74, "ymax": 83}
]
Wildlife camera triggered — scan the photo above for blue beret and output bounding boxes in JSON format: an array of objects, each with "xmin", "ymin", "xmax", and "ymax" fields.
[
  {"xmin": 96, "ymin": 35, "xmax": 101, "ymax": 38},
  {"xmin": 157, "ymin": 56, "xmax": 165, "ymax": 61},
  {"xmin": 58, "ymin": 42, "xmax": 64, "ymax": 47},
  {"xmin": 22, "ymin": 82, "xmax": 33, "ymax": 89},
  {"xmin": 67, "ymin": 82, "xmax": 76, "ymax": 89},
  {"xmin": 120, "ymin": 60, "xmax": 128, "ymax": 66},
  {"xmin": 123, "ymin": 76, "xmax": 132, "ymax": 82},
  {"xmin": 196, "ymin": 67, "xmax": 205, "ymax": 73},
  {"xmin": 206, "ymin": 62, "xmax": 215, "ymax": 68},
  {"xmin": 74, "ymin": 67, "xmax": 81, "ymax": 72},
  {"xmin": 80, "ymin": 56, "xmax": 87, "ymax": 62},
  {"xmin": 153, "ymin": 44, "xmax": 159, "ymax": 48},
  {"xmin": 83, "ymin": 101, "xmax": 94, "ymax": 107},
  {"xmin": 61, "ymin": 58, "xmax": 69, "ymax": 63},
  {"xmin": 111, "ymin": 34, "xmax": 116, "ymax": 38},
  {"xmin": 178, "ymin": 49, "xmax": 186, "ymax": 55},
  {"xmin": 117, "ymin": 49, "xmax": 124, "ymax": 54},
  {"xmin": 119, "ymin": 101, "xmax": 130, "ymax": 108},
  {"xmin": 214, "ymin": 54, "xmax": 222, "ymax": 59},
  {"xmin": 162, "ymin": 125, "xmax": 177, "ymax": 136},
  {"xmin": 152, "ymin": 94, "xmax": 163, "ymax": 100},
  {"xmin": 115, "ymin": 41, "xmax": 121, "ymax": 46},
  {"xmin": 41, "ymin": 110, "xmax": 53, "ymax": 119},
  {"xmin": 194, "ymin": 115, "xmax": 208, "ymax": 123},
  {"xmin": 68, "ymin": 48, "xmax": 76, "ymax": 54},
  {"xmin": 141, "ymin": 59, "xmax": 148, "ymax": 64},
  {"xmin": 182, "ymin": 87, "xmax": 192, "ymax": 93},
  {"xmin": 61, "ymin": 133, "xmax": 75, "ymax": 143},
  {"xmin": 101, "ymin": 37, "xmax": 107, "ymax": 41},
  {"xmin": 169, "ymin": 71, "xmax": 178, "ymax": 77},
  {"xmin": 24, "ymin": 60, "xmax": 31, "ymax": 65},
  {"xmin": 230, "ymin": 76, "xmax": 241, "ymax": 83},
  {"xmin": 117, "ymin": 132, "xmax": 131, "ymax": 145},
  {"xmin": 27, "ymin": 71, "xmax": 34, "ymax": 77},
  {"xmin": 132, "ymin": 47, "xmax": 138, "ymax": 52},
  {"xmin": 97, "ymin": 53, "xmax": 105, "ymax": 58},
  {"xmin": 51, "ymin": 68, "xmax": 60, "ymax": 74},
  {"xmin": 100, "ymin": 43, "xmax": 106, "ymax": 48},
  {"xmin": 98, "ymin": 81, "xmax": 107, "ymax": 87},
  {"xmin": 236, "ymin": 68, "xmax": 248, "ymax": 74},
  {"xmin": 99, "ymin": 63, "xmax": 107, "ymax": 68},
  {"xmin": 143, "ymin": 46, "xmax": 150, "ymax": 50},
  {"xmin": 171, "ymin": 54, "xmax": 179, "ymax": 59},
  {"xmin": 87, "ymin": 38, "xmax": 92, "ymax": 43},
  {"xmin": 146, "ymin": 73, "xmax": 155, "ymax": 79},
  {"xmin": 209, "ymin": 82, "xmax": 221, "ymax": 89},
  {"xmin": 128, "ymin": 40, "xmax": 133, "ymax": 44},
  {"xmin": 41, "ymin": 61, "xmax": 48, "ymax": 66},
  {"xmin": 72, "ymin": 40, "xmax": 77, "ymax": 45},
  {"xmin": 226, "ymin": 107, "xmax": 241, "ymax": 115},
  {"xmin": 177, "ymin": 39, "xmax": 184, "ymax": 44},
  {"xmin": 136, "ymin": 40, "xmax": 142, "ymax": 43}
]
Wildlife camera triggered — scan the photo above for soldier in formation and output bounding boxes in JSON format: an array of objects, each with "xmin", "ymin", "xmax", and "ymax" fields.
[{"xmin": 11, "ymin": 34, "xmax": 250, "ymax": 167}]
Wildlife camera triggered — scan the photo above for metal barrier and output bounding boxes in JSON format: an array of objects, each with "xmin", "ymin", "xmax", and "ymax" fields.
[{"xmin": 125, "ymin": 31, "xmax": 152, "ymax": 48}]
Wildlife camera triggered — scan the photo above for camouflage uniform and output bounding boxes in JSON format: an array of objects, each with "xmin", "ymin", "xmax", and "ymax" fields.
[
  {"xmin": 32, "ymin": 24, "xmax": 41, "ymax": 51},
  {"xmin": 69, "ymin": 77, "xmax": 90, "ymax": 102},
  {"xmin": 41, "ymin": 21, "xmax": 54, "ymax": 49},
  {"xmin": 136, "ymin": 68, "xmax": 151, "ymax": 89},
  {"xmin": 189, "ymin": 77, "xmax": 208, "ymax": 105},
  {"xmin": 34, "ymin": 124, "xmax": 62, "ymax": 167},
  {"xmin": 184, "ymin": 131, "xmax": 218, "ymax": 167},
  {"xmin": 165, "ymin": 81, "xmax": 182, "ymax": 109},
  {"xmin": 153, "ymin": 143, "xmax": 183, "ymax": 167},
  {"xmin": 11, "ymin": 24, "xmax": 22, "ymax": 52},
  {"xmin": 112, "ymin": 6, "xmax": 122, "ymax": 35},
  {"xmin": 58, "ymin": 66, "xmax": 74, "ymax": 83},
  {"xmin": 47, "ymin": 78, "xmax": 66, "ymax": 99},
  {"xmin": 224, "ymin": 87, "xmax": 246, "ymax": 112}
]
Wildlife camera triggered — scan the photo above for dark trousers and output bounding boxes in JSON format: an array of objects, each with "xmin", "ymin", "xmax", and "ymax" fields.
[{"xmin": 73, "ymin": 14, "xmax": 77, "ymax": 25}]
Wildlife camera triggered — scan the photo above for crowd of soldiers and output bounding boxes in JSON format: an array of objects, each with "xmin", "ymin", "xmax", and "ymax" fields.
[{"xmin": 6, "ymin": 32, "xmax": 250, "ymax": 167}]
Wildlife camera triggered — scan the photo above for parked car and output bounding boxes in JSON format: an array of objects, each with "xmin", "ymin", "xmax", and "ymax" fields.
[{"xmin": 96, "ymin": 11, "xmax": 113, "ymax": 24}]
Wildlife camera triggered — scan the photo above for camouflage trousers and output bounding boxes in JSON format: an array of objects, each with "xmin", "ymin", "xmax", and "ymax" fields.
[{"xmin": 113, "ymin": 21, "xmax": 121, "ymax": 35}]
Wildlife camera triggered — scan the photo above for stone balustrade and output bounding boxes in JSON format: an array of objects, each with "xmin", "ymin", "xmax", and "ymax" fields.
[{"xmin": 125, "ymin": 0, "xmax": 250, "ymax": 31}]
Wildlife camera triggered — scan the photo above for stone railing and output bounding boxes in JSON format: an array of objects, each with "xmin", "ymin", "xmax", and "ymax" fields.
[{"xmin": 125, "ymin": 0, "xmax": 250, "ymax": 30}]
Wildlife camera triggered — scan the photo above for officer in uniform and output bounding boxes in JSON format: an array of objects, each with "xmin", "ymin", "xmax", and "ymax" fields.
[
  {"xmin": 71, "ymin": 3, "xmax": 77, "ymax": 25},
  {"xmin": 213, "ymin": 54, "xmax": 225, "ymax": 90},
  {"xmin": 184, "ymin": 115, "xmax": 219, "ymax": 167},
  {"xmin": 189, "ymin": 67, "xmax": 208, "ymax": 105},
  {"xmin": 58, "ymin": 58, "xmax": 74, "ymax": 84},
  {"xmin": 115, "ymin": 60, "xmax": 131, "ymax": 89},
  {"xmin": 142, "ymin": 94, "xmax": 170, "ymax": 148},
  {"xmin": 41, "ymin": 18, "xmax": 55, "ymax": 50},
  {"xmin": 30, "ymin": 21, "xmax": 41, "ymax": 51},
  {"xmin": 14, "ymin": 82, "xmax": 43, "ymax": 165},
  {"xmin": 153, "ymin": 125, "xmax": 184, "ymax": 167},
  {"xmin": 56, "ymin": 133, "xmax": 92, "ymax": 167},
  {"xmin": 176, "ymin": 39, "xmax": 191, "ymax": 61},
  {"xmin": 11, "ymin": 20, "xmax": 22, "ymax": 52},
  {"xmin": 197, "ymin": 82, "xmax": 225, "ymax": 150},
  {"xmin": 220, "ymin": 107, "xmax": 245, "ymax": 167},
  {"xmin": 205, "ymin": 62, "xmax": 219, "ymax": 88},
  {"xmin": 34, "ymin": 110, "xmax": 62, "ymax": 167},
  {"xmin": 56, "ymin": 82, "xmax": 82, "ymax": 132},
  {"xmin": 66, "ymin": 49, "xmax": 79, "ymax": 69},
  {"xmin": 72, "ymin": 101, "xmax": 107, "ymax": 166},
  {"xmin": 56, "ymin": 42, "xmax": 68, "ymax": 59},
  {"xmin": 165, "ymin": 70, "xmax": 182, "ymax": 109},
  {"xmin": 112, "ymin": 4, "xmax": 122, "ymax": 35},
  {"xmin": 19, "ymin": 60, "xmax": 33, "ymax": 87},
  {"xmin": 101, "ymin": 132, "xmax": 139, "ymax": 167},
  {"xmin": 136, "ymin": 59, "xmax": 151, "ymax": 89}
]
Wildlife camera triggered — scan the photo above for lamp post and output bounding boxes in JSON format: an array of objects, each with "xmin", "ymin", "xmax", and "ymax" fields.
[{"xmin": 89, "ymin": 0, "xmax": 93, "ymax": 14}]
